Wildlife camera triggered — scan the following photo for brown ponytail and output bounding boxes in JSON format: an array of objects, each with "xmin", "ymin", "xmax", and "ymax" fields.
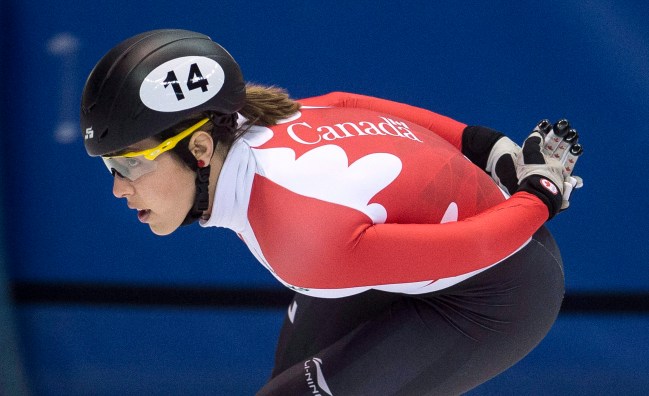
[{"xmin": 239, "ymin": 84, "xmax": 301, "ymax": 126}]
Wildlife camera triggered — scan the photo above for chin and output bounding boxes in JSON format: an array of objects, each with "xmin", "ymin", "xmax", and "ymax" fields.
[{"xmin": 149, "ymin": 223, "xmax": 178, "ymax": 236}]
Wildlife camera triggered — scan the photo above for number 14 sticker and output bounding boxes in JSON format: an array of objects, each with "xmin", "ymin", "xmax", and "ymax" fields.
[
  {"xmin": 140, "ymin": 56, "xmax": 225, "ymax": 113},
  {"xmin": 163, "ymin": 63, "xmax": 209, "ymax": 100}
]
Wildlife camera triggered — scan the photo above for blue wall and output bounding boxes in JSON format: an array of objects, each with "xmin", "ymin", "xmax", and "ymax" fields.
[{"xmin": 1, "ymin": 0, "xmax": 648, "ymax": 394}]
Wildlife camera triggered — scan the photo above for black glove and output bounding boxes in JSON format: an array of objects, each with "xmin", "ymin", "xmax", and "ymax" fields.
[
  {"xmin": 516, "ymin": 119, "xmax": 584, "ymax": 219},
  {"xmin": 485, "ymin": 136, "xmax": 521, "ymax": 196},
  {"xmin": 462, "ymin": 125, "xmax": 520, "ymax": 195}
]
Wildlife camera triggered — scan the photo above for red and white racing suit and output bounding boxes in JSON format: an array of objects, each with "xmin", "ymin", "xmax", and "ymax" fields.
[
  {"xmin": 201, "ymin": 92, "xmax": 563, "ymax": 395},
  {"xmin": 201, "ymin": 92, "xmax": 548, "ymax": 297}
]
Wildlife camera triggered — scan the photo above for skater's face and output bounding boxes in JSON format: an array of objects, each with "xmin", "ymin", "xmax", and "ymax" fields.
[
  {"xmin": 107, "ymin": 118, "xmax": 222, "ymax": 235},
  {"xmin": 110, "ymin": 138, "xmax": 198, "ymax": 236}
]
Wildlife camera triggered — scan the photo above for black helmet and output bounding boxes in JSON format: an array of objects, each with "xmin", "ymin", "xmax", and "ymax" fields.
[{"xmin": 81, "ymin": 29, "xmax": 245, "ymax": 156}]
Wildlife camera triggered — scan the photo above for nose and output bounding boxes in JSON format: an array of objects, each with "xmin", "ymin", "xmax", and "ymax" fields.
[{"xmin": 112, "ymin": 174, "xmax": 135, "ymax": 198}]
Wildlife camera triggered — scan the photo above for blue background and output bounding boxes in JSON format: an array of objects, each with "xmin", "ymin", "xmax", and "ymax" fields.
[{"xmin": 1, "ymin": 0, "xmax": 647, "ymax": 394}]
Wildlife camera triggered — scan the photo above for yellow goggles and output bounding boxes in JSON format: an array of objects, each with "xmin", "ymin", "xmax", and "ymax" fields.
[
  {"xmin": 102, "ymin": 117, "xmax": 210, "ymax": 181},
  {"xmin": 107, "ymin": 117, "xmax": 210, "ymax": 161}
]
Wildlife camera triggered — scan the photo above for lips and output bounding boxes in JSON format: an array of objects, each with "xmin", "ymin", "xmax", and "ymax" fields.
[
  {"xmin": 126, "ymin": 203, "xmax": 151, "ymax": 223},
  {"xmin": 137, "ymin": 209, "xmax": 151, "ymax": 223}
]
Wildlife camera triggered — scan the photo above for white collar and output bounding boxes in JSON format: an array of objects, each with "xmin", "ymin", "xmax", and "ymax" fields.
[{"xmin": 199, "ymin": 114, "xmax": 257, "ymax": 232}]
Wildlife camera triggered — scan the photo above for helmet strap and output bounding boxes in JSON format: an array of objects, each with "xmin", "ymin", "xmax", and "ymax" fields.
[
  {"xmin": 179, "ymin": 112, "xmax": 238, "ymax": 227},
  {"xmin": 180, "ymin": 165, "xmax": 211, "ymax": 226}
]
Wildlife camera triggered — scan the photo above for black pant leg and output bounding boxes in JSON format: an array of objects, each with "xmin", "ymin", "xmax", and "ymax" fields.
[
  {"xmin": 259, "ymin": 226, "xmax": 564, "ymax": 396},
  {"xmin": 394, "ymin": 225, "xmax": 565, "ymax": 395},
  {"xmin": 270, "ymin": 289, "xmax": 404, "ymax": 378}
]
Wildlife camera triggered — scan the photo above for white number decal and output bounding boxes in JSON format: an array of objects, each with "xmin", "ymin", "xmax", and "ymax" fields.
[{"xmin": 140, "ymin": 56, "xmax": 225, "ymax": 112}]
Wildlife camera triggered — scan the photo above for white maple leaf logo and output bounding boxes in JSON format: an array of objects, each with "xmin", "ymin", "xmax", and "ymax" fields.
[{"xmin": 252, "ymin": 144, "xmax": 402, "ymax": 224}]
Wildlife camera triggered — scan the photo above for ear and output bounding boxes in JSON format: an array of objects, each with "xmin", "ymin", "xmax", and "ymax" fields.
[{"xmin": 188, "ymin": 131, "xmax": 215, "ymax": 164}]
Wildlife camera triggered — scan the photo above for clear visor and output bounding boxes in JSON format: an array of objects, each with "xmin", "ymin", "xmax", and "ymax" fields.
[
  {"xmin": 102, "ymin": 155, "xmax": 158, "ymax": 182},
  {"xmin": 99, "ymin": 117, "xmax": 210, "ymax": 182}
]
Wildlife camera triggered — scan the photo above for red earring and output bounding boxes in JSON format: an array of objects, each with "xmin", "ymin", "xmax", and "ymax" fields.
[{"xmin": 197, "ymin": 160, "xmax": 206, "ymax": 168}]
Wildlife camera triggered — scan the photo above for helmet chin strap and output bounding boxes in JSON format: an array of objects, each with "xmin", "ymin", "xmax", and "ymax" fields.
[
  {"xmin": 179, "ymin": 112, "xmax": 239, "ymax": 226},
  {"xmin": 181, "ymin": 164, "xmax": 211, "ymax": 226}
]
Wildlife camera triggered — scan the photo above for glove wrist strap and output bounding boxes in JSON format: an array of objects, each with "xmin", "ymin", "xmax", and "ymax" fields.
[{"xmin": 518, "ymin": 175, "xmax": 562, "ymax": 219}]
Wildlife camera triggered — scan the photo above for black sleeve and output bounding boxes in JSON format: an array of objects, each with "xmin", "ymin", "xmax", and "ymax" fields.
[{"xmin": 461, "ymin": 126, "xmax": 505, "ymax": 171}]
